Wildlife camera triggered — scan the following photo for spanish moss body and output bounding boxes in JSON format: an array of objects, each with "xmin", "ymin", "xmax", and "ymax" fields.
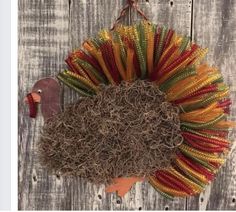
[{"xmin": 39, "ymin": 80, "xmax": 183, "ymax": 184}]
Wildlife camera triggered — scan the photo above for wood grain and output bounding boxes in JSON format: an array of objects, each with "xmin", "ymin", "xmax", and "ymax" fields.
[
  {"xmin": 127, "ymin": 0, "xmax": 193, "ymax": 210},
  {"xmin": 18, "ymin": 0, "xmax": 236, "ymax": 210},
  {"xmin": 18, "ymin": 0, "xmax": 70, "ymax": 210},
  {"xmin": 187, "ymin": 0, "xmax": 236, "ymax": 210}
]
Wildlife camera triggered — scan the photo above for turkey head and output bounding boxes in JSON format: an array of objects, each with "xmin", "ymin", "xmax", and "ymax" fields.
[{"xmin": 25, "ymin": 77, "xmax": 61, "ymax": 119}]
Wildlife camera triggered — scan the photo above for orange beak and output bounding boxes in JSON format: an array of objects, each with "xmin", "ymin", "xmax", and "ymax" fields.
[
  {"xmin": 24, "ymin": 92, "xmax": 41, "ymax": 118},
  {"xmin": 24, "ymin": 92, "xmax": 41, "ymax": 103}
]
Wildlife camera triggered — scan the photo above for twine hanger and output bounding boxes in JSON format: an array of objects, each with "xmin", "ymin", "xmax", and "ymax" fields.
[{"xmin": 111, "ymin": 0, "xmax": 149, "ymax": 30}]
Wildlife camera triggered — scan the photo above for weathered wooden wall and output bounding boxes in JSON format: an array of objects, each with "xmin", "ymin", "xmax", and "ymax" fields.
[{"xmin": 18, "ymin": 0, "xmax": 236, "ymax": 210}]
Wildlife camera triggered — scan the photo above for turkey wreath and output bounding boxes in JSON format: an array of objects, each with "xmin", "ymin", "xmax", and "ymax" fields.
[{"xmin": 25, "ymin": 0, "xmax": 235, "ymax": 199}]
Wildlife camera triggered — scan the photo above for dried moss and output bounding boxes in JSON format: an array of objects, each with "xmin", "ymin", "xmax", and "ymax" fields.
[{"xmin": 38, "ymin": 80, "xmax": 183, "ymax": 184}]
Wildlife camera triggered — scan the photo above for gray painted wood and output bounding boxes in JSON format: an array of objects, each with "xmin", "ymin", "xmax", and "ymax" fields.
[
  {"xmin": 18, "ymin": 0, "xmax": 70, "ymax": 210},
  {"xmin": 18, "ymin": 0, "xmax": 236, "ymax": 210},
  {"xmin": 128, "ymin": 0, "xmax": 193, "ymax": 210},
  {"xmin": 186, "ymin": 0, "xmax": 236, "ymax": 210}
]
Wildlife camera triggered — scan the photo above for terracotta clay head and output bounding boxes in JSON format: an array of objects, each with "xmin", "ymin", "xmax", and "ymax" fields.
[{"xmin": 25, "ymin": 77, "xmax": 61, "ymax": 119}]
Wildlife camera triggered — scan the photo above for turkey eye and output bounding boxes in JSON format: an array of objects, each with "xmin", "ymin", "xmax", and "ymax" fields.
[{"xmin": 37, "ymin": 89, "xmax": 42, "ymax": 94}]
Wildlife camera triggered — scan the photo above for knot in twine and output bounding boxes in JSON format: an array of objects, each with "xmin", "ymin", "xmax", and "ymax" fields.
[
  {"xmin": 127, "ymin": 0, "xmax": 137, "ymax": 6},
  {"xmin": 111, "ymin": 0, "xmax": 149, "ymax": 30}
]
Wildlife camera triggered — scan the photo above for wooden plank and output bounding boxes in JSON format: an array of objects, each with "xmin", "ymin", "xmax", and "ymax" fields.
[
  {"xmin": 187, "ymin": 0, "xmax": 236, "ymax": 210},
  {"xmin": 18, "ymin": 0, "xmax": 127, "ymax": 210},
  {"xmin": 131, "ymin": 0, "xmax": 192, "ymax": 35},
  {"xmin": 61, "ymin": 0, "xmax": 129, "ymax": 210},
  {"xmin": 63, "ymin": 0, "xmax": 128, "ymax": 105},
  {"xmin": 18, "ymin": 0, "xmax": 70, "ymax": 210},
  {"xmin": 111, "ymin": 0, "xmax": 193, "ymax": 210}
]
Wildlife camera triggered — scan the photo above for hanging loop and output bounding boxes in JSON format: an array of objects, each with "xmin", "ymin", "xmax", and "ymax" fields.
[
  {"xmin": 111, "ymin": 0, "xmax": 149, "ymax": 30},
  {"xmin": 127, "ymin": 0, "xmax": 136, "ymax": 6}
]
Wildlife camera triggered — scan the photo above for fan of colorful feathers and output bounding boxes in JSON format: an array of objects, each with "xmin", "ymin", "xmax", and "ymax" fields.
[{"xmin": 51, "ymin": 20, "xmax": 235, "ymax": 199}]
